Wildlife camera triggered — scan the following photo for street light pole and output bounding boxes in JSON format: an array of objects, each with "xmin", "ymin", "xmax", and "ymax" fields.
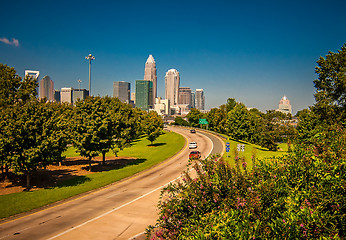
[{"xmin": 85, "ymin": 53, "xmax": 95, "ymax": 96}]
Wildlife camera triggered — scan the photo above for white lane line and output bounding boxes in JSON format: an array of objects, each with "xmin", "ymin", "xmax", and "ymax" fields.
[{"xmin": 47, "ymin": 174, "xmax": 182, "ymax": 240}]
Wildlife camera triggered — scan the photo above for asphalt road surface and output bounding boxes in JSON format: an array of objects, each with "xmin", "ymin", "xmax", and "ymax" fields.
[{"xmin": 0, "ymin": 126, "xmax": 224, "ymax": 240}]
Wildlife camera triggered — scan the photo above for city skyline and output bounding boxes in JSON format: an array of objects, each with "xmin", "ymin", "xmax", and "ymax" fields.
[{"xmin": 1, "ymin": 0, "xmax": 346, "ymax": 114}]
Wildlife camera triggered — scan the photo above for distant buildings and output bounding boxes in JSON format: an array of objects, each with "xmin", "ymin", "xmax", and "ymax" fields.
[
  {"xmin": 25, "ymin": 70, "xmax": 40, "ymax": 80},
  {"xmin": 178, "ymin": 87, "xmax": 192, "ymax": 107},
  {"xmin": 154, "ymin": 97, "xmax": 170, "ymax": 115},
  {"xmin": 195, "ymin": 89, "xmax": 205, "ymax": 110},
  {"xmin": 144, "ymin": 55, "xmax": 157, "ymax": 106},
  {"xmin": 54, "ymin": 90, "xmax": 60, "ymax": 102},
  {"xmin": 60, "ymin": 88, "xmax": 73, "ymax": 104},
  {"xmin": 165, "ymin": 69, "xmax": 180, "ymax": 106},
  {"xmin": 113, "ymin": 81, "xmax": 131, "ymax": 103},
  {"xmin": 135, "ymin": 80, "xmax": 152, "ymax": 111},
  {"xmin": 277, "ymin": 95, "xmax": 292, "ymax": 115},
  {"xmin": 73, "ymin": 89, "xmax": 89, "ymax": 103},
  {"xmin": 25, "ymin": 70, "xmax": 40, "ymax": 95},
  {"xmin": 39, "ymin": 76, "xmax": 54, "ymax": 101}
]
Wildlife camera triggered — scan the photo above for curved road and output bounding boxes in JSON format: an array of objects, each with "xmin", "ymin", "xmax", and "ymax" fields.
[{"xmin": 0, "ymin": 127, "xmax": 224, "ymax": 240}]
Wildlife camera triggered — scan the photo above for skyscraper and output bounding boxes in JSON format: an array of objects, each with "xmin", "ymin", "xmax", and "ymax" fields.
[
  {"xmin": 144, "ymin": 55, "xmax": 157, "ymax": 105},
  {"xmin": 39, "ymin": 75, "xmax": 54, "ymax": 101},
  {"xmin": 135, "ymin": 80, "xmax": 152, "ymax": 111},
  {"xmin": 113, "ymin": 81, "xmax": 131, "ymax": 103},
  {"xmin": 195, "ymin": 89, "xmax": 205, "ymax": 110},
  {"xmin": 277, "ymin": 95, "xmax": 292, "ymax": 114},
  {"xmin": 165, "ymin": 69, "xmax": 180, "ymax": 106},
  {"xmin": 178, "ymin": 87, "xmax": 192, "ymax": 107}
]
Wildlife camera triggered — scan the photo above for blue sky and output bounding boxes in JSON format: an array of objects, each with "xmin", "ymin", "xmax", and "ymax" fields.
[{"xmin": 1, "ymin": 0, "xmax": 345, "ymax": 114}]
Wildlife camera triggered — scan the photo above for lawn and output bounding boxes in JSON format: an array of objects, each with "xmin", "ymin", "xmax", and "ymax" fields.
[
  {"xmin": 220, "ymin": 135, "xmax": 289, "ymax": 169},
  {"xmin": 0, "ymin": 131, "xmax": 185, "ymax": 219}
]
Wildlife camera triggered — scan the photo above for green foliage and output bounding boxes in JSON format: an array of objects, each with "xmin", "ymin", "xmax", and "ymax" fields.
[
  {"xmin": 225, "ymin": 97, "xmax": 236, "ymax": 113},
  {"xmin": 1, "ymin": 100, "xmax": 68, "ymax": 187},
  {"xmin": 313, "ymin": 43, "xmax": 346, "ymax": 123},
  {"xmin": 0, "ymin": 63, "xmax": 38, "ymax": 107},
  {"xmin": 186, "ymin": 108, "xmax": 205, "ymax": 127},
  {"xmin": 144, "ymin": 111, "xmax": 164, "ymax": 144},
  {"xmin": 173, "ymin": 116, "xmax": 190, "ymax": 126},
  {"xmin": 207, "ymin": 108, "xmax": 227, "ymax": 133}
]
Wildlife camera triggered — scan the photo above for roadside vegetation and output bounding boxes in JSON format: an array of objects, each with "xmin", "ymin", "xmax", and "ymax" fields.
[
  {"xmin": 147, "ymin": 44, "xmax": 346, "ymax": 239},
  {"xmin": 0, "ymin": 131, "xmax": 184, "ymax": 219}
]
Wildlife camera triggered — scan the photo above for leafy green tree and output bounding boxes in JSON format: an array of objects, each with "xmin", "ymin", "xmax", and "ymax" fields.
[
  {"xmin": 226, "ymin": 103, "xmax": 252, "ymax": 141},
  {"xmin": 4, "ymin": 100, "xmax": 63, "ymax": 188},
  {"xmin": 225, "ymin": 97, "xmax": 237, "ymax": 113},
  {"xmin": 313, "ymin": 43, "xmax": 346, "ymax": 122},
  {"xmin": 173, "ymin": 116, "xmax": 190, "ymax": 126},
  {"xmin": 186, "ymin": 108, "xmax": 204, "ymax": 127},
  {"xmin": 0, "ymin": 63, "xmax": 38, "ymax": 107},
  {"xmin": 207, "ymin": 108, "xmax": 226, "ymax": 133},
  {"xmin": 110, "ymin": 99, "xmax": 138, "ymax": 157},
  {"xmin": 144, "ymin": 111, "xmax": 163, "ymax": 145},
  {"xmin": 96, "ymin": 97, "xmax": 118, "ymax": 165},
  {"xmin": 72, "ymin": 97, "xmax": 107, "ymax": 171},
  {"xmin": 0, "ymin": 64, "xmax": 39, "ymax": 181}
]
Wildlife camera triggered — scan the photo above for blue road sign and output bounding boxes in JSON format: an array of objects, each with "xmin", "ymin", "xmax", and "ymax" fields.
[{"xmin": 226, "ymin": 147, "xmax": 230, "ymax": 152}]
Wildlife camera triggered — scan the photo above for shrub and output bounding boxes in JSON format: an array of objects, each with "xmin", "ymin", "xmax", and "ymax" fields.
[{"xmin": 146, "ymin": 127, "xmax": 345, "ymax": 239}]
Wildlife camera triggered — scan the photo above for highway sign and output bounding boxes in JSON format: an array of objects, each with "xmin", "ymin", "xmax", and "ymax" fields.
[
  {"xmin": 199, "ymin": 119, "xmax": 208, "ymax": 125},
  {"xmin": 237, "ymin": 144, "xmax": 245, "ymax": 152}
]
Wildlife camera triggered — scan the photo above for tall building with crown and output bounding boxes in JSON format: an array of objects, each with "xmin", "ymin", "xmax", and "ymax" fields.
[
  {"xmin": 165, "ymin": 69, "xmax": 180, "ymax": 106},
  {"xmin": 144, "ymin": 55, "xmax": 157, "ymax": 106},
  {"xmin": 277, "ymin": 95, "xmax": 292, "ymax": 114}
]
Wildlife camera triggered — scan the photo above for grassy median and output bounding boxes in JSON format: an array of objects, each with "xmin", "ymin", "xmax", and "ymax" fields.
[{"xmin": 0, "ymin": 131, "xmax": 185, "ymax": 219}]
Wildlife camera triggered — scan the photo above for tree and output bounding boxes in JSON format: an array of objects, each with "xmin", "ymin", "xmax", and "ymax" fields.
[
  {"xmin": 207, "ymin": 108, "xmax": 226, "ymax": 133},
  {"xmin": 0, "ymin": 63, "xmax": 38, "ymax": 107},
  {"xmin": 225, "ymin": 98, "xmax": 237, "ymax": 113},
  {"xmin": 0, "ymin": 64, "xmax": 39, "ymax": 181},
  {"xmin": 186, "ymin": 108, "xmax": 204, "ymax": 127},
  {"xmin": 173, "ymin": 116, "xmax": 190, "ymax": 126},
  {"xmin": 313, "ymin": 43, "xmax": 346, "ymax": 122},
  {"xmin": 72, "ymin": 97, "xmax": 106, "ymax": 171},
  {"xmin": 144, "ymin": 111, "xmax": 163, "ymax": 145},
  {"xmin": 5, "ymin": 100, "xmax": 63, "ymax": 188}
]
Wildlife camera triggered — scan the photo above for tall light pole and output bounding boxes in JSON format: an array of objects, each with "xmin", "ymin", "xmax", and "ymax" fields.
[{"xmin": 85, "ymin": 53, "xmax": 95, "ymax": 96}]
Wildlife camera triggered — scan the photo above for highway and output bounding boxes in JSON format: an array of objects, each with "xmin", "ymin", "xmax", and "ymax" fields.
[{"xmin": 0, "ymin": 126, "xmax": 224, "ymax": 240}]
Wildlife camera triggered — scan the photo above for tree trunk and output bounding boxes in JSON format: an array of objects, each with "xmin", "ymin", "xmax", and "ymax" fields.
[
  {"xmin": 26, "ymin": 173, "xmax": 31, "ymax": 190},
  {"xmin": 102, "ymin": 152, "xmax": 106, "ymax": 165},
  {"xmin": 1, "ymin": 159, "xmax": 3, "ymax": 180},
  {"xmin": 88, "ymin": 156, "xmax": 92, "ymax": 171}
]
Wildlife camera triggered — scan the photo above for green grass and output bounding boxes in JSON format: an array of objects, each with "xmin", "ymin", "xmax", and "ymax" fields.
[
  {"xmin": 220, "ymin": 135, "xmax": 288, "ymax": 169},
  {"xmin": 0, "ymin": 131, "xmax": 185, "ymax": 219}
]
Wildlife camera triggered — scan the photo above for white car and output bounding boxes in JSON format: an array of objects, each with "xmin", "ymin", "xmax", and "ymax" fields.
[{"xmin": 189, "ymin": 142, "xmax": 197, "ymax": 149}]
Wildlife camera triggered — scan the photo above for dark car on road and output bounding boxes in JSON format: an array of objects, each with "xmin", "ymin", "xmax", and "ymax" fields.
[
  {"xmin": 190, "ymin": 129, "xmax": 196, "ymax": 133},
  {"xmin": 189, "ymin": 151, "xmax": 201, "ymax": 159}
]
